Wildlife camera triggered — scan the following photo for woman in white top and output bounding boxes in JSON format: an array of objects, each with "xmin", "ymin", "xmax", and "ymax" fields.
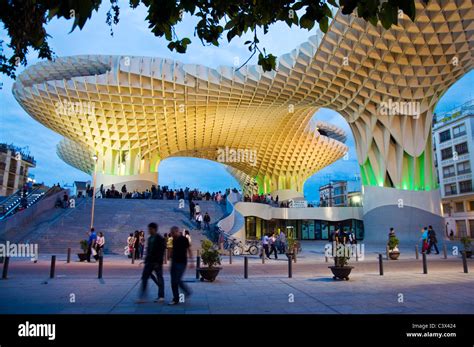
[
  {"xmin": 95, "ymin": 232, "xmax": 105, "ymax": 260},
  {"xmin": 184, "ymin": 229, "xmax": 192, "ymax": 244}
]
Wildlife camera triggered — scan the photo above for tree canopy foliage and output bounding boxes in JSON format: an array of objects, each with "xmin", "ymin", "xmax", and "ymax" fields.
[{"xmin": 0, "ymin": 0, "xmax": 426, "ymax": 78}]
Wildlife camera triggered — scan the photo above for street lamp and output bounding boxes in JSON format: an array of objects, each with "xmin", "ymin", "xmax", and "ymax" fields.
[{"xmin": 90, "ymin": 154, "xmax": 98, "ymax": 229}]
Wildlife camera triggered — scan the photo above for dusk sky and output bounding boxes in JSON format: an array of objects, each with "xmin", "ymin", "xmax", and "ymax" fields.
[{"xmin": 1, "ymin": 3, "xmax": 473, "ymax": 202}]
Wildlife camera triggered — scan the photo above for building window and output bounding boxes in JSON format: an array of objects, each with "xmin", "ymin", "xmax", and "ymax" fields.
[
  {"xmin": 469, "ymin": 201, "xmax": 474, "ymax": 211},
  {"xmin": 439, "ymin": 129, "xmax": 451, "ymax": 143},
  {"xmin": 469, "ymin": 220, "xmax": 474, "ymax": 238},
  {"xmin": 456, "ymin": 220, "xmax": 467, "ymax": 237},
  {"xmin": 452, "ymin": 123, "xmax": 466, "ymax": 138},
  {"xmin": 445, "ymin": 183, "xmax": 457, "ymax": 196},
  {"xmin": 442, "ymin": 165, "xmax": 455, "ymax": 178},
  {"xmin": 442, "ymin": 203, "xmax": 451, "ymax": 215},
  {"xmin": 457, "ymin": 161, "xmax": 471, "ymax": 175},
  {"xmin": 455, "ymin": 142, "xmax": 469, "ymax": 156},
  {"xmin": 455, "ymin": 202, "xmax": 464, "ymax": 213},
  {"xmin": 441, "ymin": 147, "xmax": 453, "ymax": 160},
  {"xmin": 459, "ymin": 180, "xmax": 473, "ymax": 194}
]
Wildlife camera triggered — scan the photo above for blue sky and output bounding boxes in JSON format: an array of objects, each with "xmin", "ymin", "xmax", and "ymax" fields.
[{"xmin": 1, "ymin": 3, "xmax": 473, "ymax": 201}]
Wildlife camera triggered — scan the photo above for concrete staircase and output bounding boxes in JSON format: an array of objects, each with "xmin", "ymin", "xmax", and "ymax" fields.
[{"xmin": 13, "ymin": 199, "xmax": 226, "ymax": 255}]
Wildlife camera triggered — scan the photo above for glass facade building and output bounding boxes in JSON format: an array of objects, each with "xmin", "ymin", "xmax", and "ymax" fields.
[{"xmin": 245, "ymin": 216, "xmax": 364, "ymax": 241}]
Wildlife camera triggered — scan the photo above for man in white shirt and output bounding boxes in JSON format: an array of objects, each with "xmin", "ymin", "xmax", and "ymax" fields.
[{"xmin": 261, "ymin": 234, "xmax": 270, "ymax": 259}]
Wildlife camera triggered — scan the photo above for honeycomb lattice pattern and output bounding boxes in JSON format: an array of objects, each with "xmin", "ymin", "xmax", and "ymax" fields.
[{"xmin": 13, "ymin": 0, "xmax": 474, "ymax": 192}]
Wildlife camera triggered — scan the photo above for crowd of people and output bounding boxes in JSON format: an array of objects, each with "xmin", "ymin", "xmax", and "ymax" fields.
[
  {"xmin": 328, "ymin": 228, "xmax": 357, "ymax": 245},
  {"xmin": 96, "ymin": 184, "xmax": 233, "ymax": 202},
  {"xmin": 244, "ymin": 193, "xmax": 279, "ymax": 206},
  {"xmin": 260, "ymin": 231, "xmax": 287, "ymax": 260}
]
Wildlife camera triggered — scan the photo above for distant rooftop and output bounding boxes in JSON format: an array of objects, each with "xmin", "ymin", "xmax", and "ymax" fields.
[
  {"xmin": 434, "ymin": 99, "xmax": 474, "ymax": 128},
  {"xmin": 0, "ymin": 143, "xmax": 36, "ymax": 165}
]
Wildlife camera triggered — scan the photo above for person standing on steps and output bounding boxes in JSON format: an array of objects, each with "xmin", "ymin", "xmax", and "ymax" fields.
[
  {"xmin": 121, "ymin": 184, "xmax": 127, "ymax": 199},
  {"xmin": 137, "ymin": 223, "xmax": 166, "ymax": 304},
  {"xmin": 203, "ymin": 212, "xmax": 211, "ymax": 230},
  {"xmin": 194, "ymin": 203, "xmax": 201, "ymax": 217},
  {"xmin": 86, "ymin": 228, "xmax": 97, "ymax": 262},
  {"xmin": 169, "ymin": 226, "xmax": 194, "ymax": 305},
  {"xmin": 94, "ymin": 232, "xmax": 105, "ymax": 260},
  {"xmin": 195, "ymin": 212, "xmax": 203, "ymax": 230},
  {"xmin": 189, "ymin": 200, "xmax": 195, "ymax": 220}
]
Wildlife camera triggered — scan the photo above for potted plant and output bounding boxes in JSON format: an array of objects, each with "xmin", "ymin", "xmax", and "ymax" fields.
[
  {"xmin": 197, "ymin": 239, "xmax": 222, "ymax": 282},
  {"xmin": 388, "ymin": 235, "xmax": 400, "ymax": 260},
  {"xmin": 77, "ymin": 240, "xmax": 88, "ymax": 261},
  {"xmin": 329, "ymin": 254, "xmax": 353, "ymax": 280},
  {"xmin": 460, "ymin": 236, "xmax": 472, "ymax": 258}
]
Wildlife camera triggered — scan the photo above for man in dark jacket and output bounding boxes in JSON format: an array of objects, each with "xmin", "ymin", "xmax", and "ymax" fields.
[
  {"xmin": 427, "ymin": 225, "xmax": 439, "ymax": 254},
  {"xmin": 189, "ymin": 200, "xmax": 195, "ymax": 220},
  {"xmin": 137, "ymin": 222, "xmax": 166, "ymax": 303}
]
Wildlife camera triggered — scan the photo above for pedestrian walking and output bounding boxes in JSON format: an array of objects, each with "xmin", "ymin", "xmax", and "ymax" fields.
[
  {"xmin": 427, "ymin": 225, "xmax": 439, "ymax": 254},
  {"xmin": 169, "ymin": 226, "xmax": 194, "ymax": 305},
  {"xmin": 137, "ymin": 223, "xmax": 166, "ymax": 303},
  {"xmin": 268, "ymin": 233, "xmax": 278, "ymax": 259},
  {"xmin": 260, "ymin": 233, "xmax": 270, "ymax": 259}
]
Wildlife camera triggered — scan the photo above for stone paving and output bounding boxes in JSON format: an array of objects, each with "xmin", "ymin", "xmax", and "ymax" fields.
[{"xmin": 0, "ymin": 245, "xmax": 472, "ymax": 314}]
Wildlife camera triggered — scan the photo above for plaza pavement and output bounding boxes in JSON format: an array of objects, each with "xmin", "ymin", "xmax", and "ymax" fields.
[{"xmin": 0, "ymin": 241, "xmax": 473, "ymax": 314}]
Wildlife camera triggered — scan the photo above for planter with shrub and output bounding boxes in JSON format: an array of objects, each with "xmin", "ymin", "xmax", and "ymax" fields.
[
  {"xmin": 77, "ymin": 240, "xmax": 88, "ymax": 261},
  {"xmin": 388, "ymin": 234, "xmax": 400, "ymax": 260},
  {"xmin": 329, "ymin": 255, "xmax": 353, "ymax": 280},
  {"xmin": 197, "ymin": 239, "xmax": 222, "ymax": 282}
]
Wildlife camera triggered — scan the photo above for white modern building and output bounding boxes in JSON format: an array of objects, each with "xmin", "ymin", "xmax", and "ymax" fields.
[{"xmin": 433, "ymin": 100, "xmax": 474, "ymax": 238}]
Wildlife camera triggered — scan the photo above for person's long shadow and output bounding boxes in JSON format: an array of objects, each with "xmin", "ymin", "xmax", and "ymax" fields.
[{"xmin": 307, "ymin": 277, "xmax": 335, "ymax": 282}]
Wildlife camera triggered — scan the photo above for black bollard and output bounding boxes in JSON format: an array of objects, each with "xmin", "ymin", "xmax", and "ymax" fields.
[
  {"xmin": 415, "ymin": 245, "xmax": 419, "ymax": 260},
  {"xmin": 2, "ymin": 256, "xmax": 10, "ymax": 279},
  {"xmin": 378, "ymin": 254, "xmax": 383, "ymax": 276},
  {"xmin": 67, "ymin": 248, "xmax": 71, "ymax": 264},
  {"xmin": 443, "ymin": 244, "xmax": 447, "ymax": 259},
  {"xmin": 229, "ymin": 249, "xmax": 232, "ymax": 264},
  {"xmin": 131, "ymin": 250, "xmax": 135, "ymax": 264},
  {"xmin": 288, "ymin": 256, "xmax": 292, "ymax": 278},
  {"xmin": 98, "ymin": 256, "xmax": 103, "ymax": 279},
  {"xmin": 244, "ymin": 256, "xmax": 248, "ymax": 279},
  {"xmin": 422, "ymin": 252, "xmax": 428, "ymax": 274},
  {"xmin": 462, "ymin": 252, "xmax": 468, "ymax": 274},
  {"xmin": 50, "ymin": 255, "xmax": 56, "ymax": 279},
  {"xmin": 196, "ymin": 256, "xmax": 201, "ymax": 279}
]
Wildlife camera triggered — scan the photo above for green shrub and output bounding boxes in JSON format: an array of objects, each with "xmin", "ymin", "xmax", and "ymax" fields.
[
  {"xmin": 79, "ymin": 240, "xmax": 88, "ymax": 253},
  {"xmin": 200, "ymin": 239, "xmax": 221, "ymax": 268},
  {"xmin": 388, "ymin": 235, "xmax": 399, "ymax": 251}
]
